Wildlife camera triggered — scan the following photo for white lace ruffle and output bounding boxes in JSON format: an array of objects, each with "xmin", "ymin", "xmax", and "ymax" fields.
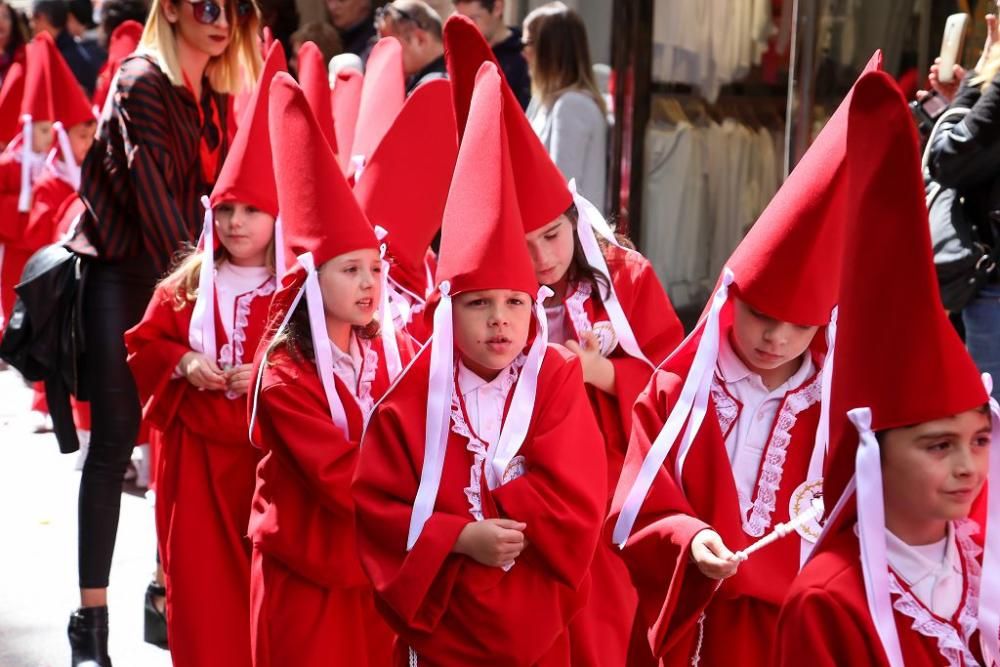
[
  {"xmin": 564, "ymin": 282, "xmax": 594, "ymax": 337},
  {"xmin": 219, "ymin": 277, "xmax": 276, "ymax": 400},
  {"xmin": 888, "ymin": 519, "xmax": 982, "ymax": 667},
  {"xmin": 710, "ymin": 380, "xmax": 739, "ymax": 439},
  {"xmin": 740, "ymin": 372, "xmax": 822, "ymax": 537},
  {"xmin": 451, "ymin": 355, "xmax": 525, "ymax": 522},
  {"xmin": 356, "ymin": 338, "xmax": 379, "ymax": 419}
]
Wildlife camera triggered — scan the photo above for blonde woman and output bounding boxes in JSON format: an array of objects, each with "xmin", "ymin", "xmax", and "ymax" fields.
[
  {"xmin": 522, "ymin": 1, "xmax": 607, "ymax": 208},
  {"xmin": 64, "ymin": 0, "xmax": 260, "ymax": 663}
]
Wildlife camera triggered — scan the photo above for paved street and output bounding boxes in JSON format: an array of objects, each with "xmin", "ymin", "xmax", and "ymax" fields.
[{"xmin": 0, "ymin": 367, "xmax": 172, "ymax": 667}]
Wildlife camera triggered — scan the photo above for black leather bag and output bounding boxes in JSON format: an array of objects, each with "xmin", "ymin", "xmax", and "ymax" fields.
[{"xmin": 0, "ymin": 244, "xmax": 88, "ymax": 452}]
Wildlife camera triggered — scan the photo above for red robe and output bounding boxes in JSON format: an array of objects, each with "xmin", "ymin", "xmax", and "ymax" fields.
[
  {"xmin": 247, "ymin": 339, "xmax": 399, "ymax": 667},
  {"xmin": 775, "ymin": 522, "xmax": 987, "ymax": 667},
  {"xmin": 556, "ymin": 247, "xmax": 683, "ymax": 666},
  {"xmin": 125, "ymin": 272, "xmax": 276, "ymax": 667},
  {"xmin": 0, "ymin": 150, "xmax": 28, "ymax": 325},
  {"xmin": 608, "ymin": 325, "xmax": 824, "ymax": 667},
  {"xmin": 353, "ymin": 345, "xmax": 608, "ymax": 666}
]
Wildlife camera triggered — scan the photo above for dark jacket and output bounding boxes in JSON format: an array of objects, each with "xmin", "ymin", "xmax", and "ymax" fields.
[
  {"xmin": 339, "ymin": 13, "xmax": 377, "ymax": 62},
  {"xmin": 406, "ymin": 54, "xmax": 447, "ymax": 94},
  {"xmin": 55, "ymin": 29, "xmax": 102, "ymax": 97},
  {"xmin": 928, "ymin": 70, "xmax": 1000, "ymax": 247},
  {"xmin": 493, "ymin": 26, "xmax": 531, "ymax": 110}
]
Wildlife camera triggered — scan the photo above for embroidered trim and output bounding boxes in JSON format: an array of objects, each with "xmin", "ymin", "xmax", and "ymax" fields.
[
  {"xmin": 887, "ymin": 520, "xmax": 982, "ymax": 667},
  {"xmin": 356, "ymin": 338, "xmax": 379, "ymax": 419},
  {"xmin": 710, "ymin": 379, "xmax": 739, "ymax": 440},
  {"xmin": 742, "ymin": 372, "xmax": 822, "ymax": 537},
  {"xmin": 219, "ymin": 277, "xmax": 276, "ymax": 400},
  {"xmin": 564, "ymin": 282, "xmax": 594, "ymax": 338},
  {"xmin": 450, "ymin": 355, "xmax": 526, "ymax": 522}
]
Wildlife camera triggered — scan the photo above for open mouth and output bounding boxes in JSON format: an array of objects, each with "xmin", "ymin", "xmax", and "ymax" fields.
[{"xmin": 356, "ymin": 298, "xmax": 374, "ymax": 309}]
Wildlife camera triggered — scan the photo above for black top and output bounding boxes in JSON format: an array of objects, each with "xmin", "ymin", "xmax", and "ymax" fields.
[
  {"xmin": 339, "ymin": 13, "xmax": 377, "ymax": 62},
  {"xmin": 406, "ymin": 54, "xmax": 447, "ymax": 94},
  {"xmin": 55, "ymin": 29, "xmax": 102, "ymax": 97},
  {"xmin": 493, "ymin": 26, "xmax": 531, "ymax": 110}
]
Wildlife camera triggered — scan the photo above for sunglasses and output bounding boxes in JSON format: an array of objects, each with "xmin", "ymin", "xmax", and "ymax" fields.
[
  {"xmin": 186, "ymin": 0, "xmax": 255, "ymax": 26},
  {"xmin": 374, "ymin": 4, "xmax": 426, "ymax": 30}
]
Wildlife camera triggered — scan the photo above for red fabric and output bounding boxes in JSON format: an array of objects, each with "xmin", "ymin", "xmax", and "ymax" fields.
[
  {"xmin": 0, "ymin": 62, "xmax": 24, "ymax": 145},
  {"xmin": 24, "ymin": 171, "xmax": 74, "ymax": 249},
  {"xmin": 331, "ymin": 68, "xmax": 363, "ymax": 174},
  {"xmin": 269, "ymin": 72, "xmax": 378, "ymax": 269},
  {"xmin": 92, "ymin": 20, "xmax": 143, "ymax": 111},
  {"xmin": 435, "ymin": 63, "xmax": 537, "ymax": 297},
  {"xmin": 443, "ymin": 15, "xmax": 571, "ymax": 233},
  {"xmin": 210, "ymin": 41, "xmax": 286, "ymax": 217},
  {"xmin": 296, "ymin": 41, "xmax": 336, "ymax": 155},
  {"xmin": 247, "ymin": 341, "xmax": 397, "ymax": 665},
  {"xmin": 125, "ymin": 276, "xmax": 273, "ymax": 667},
  {"xmin": 53, "ymin": 194, "xmax": 85, "ymax": 241},
  {"xmin": 22, "ymin": 33, "xmax": 92, "ymax": 127},
  {"xmin": 353, "ymin": 78, "xmax": 457, "ymax": 294},
  {"xmin": 353, "ymin": 345, "xmax": 607, "ymax": 665},
  {"xmin": 0, "ymin": 149, "xmax": 25, "ymax": 242},
  {"xmin": 607, "ymin": 326, "xmax": 824, "ymax": 666},
  {"xmin": 351, "ymin": 38, "xmax": 405, "ymax": 164},
  {"xmin": 555, "ymin": 248, "xmax": 683, "ymax": 665},
  {"xmin": 774, "ymin": 528, "xmax": 985, "ymax": 666}
]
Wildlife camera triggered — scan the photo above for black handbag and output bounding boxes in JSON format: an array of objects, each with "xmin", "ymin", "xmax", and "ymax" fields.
[{"xmin": 924, "ymin": 107, "xmax": 1000, "ymax": 312}]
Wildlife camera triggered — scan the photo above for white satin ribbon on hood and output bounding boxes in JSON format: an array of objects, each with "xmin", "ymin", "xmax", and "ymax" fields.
[
  {"xmin": 977, "ymin": 374, "xmax": 1000, "ymax": 666},
  {"xmin": 52, "ymin": 122, "xmax": 81, "ymax": 191},
  {"xmin": 188, "ymin": 196, "xmax": 218, "ymax": 361}
]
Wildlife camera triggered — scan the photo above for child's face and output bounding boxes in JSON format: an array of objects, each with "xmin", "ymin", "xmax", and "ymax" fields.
[
  {"xmin": 453, "ymin": 289, "xmax": 533, "ymax": 380},
  {"xmin": 31, "ymin": 121, "xmax": 54, "ymax": 154},
  {"xmin": 731, "ymin": 297, "xmax": 819, "ymax": 373},
  {"xmin": 882, "ymin": 408, "xmax": 991, "ymax": 537},
  {"xmin": 213, "ymin": 202, "xmax": 276, "ymax": 267},
  {"xmin": 68, "ymin": 121, "xmax": 97, "ymax": 164},
  {"xmin": 524, "ymin": 214, "xmax": 575, "ymax": 289},
  {"xmin": 318, "ymin": 248, "xmax": 382, "ymax": 327}
]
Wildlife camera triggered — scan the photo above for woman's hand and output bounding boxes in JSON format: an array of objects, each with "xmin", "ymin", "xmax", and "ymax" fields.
[
  {"xmin": 225, "ymin": 363, "xmax": 253, "ymax": 396},
  {"xmin": 690, "ymin": 529, "xmax": 740, "ymax": 580},
  {"xmin": 925, "ymin": 58, "xmax": 964, "ymax": 102},
  {"xmin": 179, "ymin": 351, "xmax": 226, "ymax": 391},
  {"xmin": 453, "ymin": 519, "xmax": 528, "ymax": 568},
  {"xmin": 975, "ymin": 13, "xmax": 1000, "ymax": 73},
  {"xmin": 565, "ymin": 331, "xmax": 615, "ymax": 393}
]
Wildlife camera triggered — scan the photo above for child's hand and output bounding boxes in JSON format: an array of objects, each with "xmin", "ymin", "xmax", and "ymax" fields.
[
  {"xmin": 690, "ymin": 529, "xmax": 740, "ymax": 580},
  {"xmin": 565, "ymin": 331, "xmax": 614, "ymax": 393},
  {"xmin": 454, "ymin": 519, "xmax": 528, "ymax": 568},
  {"xmin": 225, "ymin": 363, "xmax": 253, "ymax": 396},
  {"xmin": 180, "ymin": 351, "xmax": 226, "ymax": 391}
]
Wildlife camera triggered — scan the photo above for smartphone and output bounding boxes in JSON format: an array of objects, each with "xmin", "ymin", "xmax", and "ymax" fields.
[
  {"xmin": 909, "ymin": 91, "xmax": 950, "ymax": 136},
  {"xmin": 938, "ymin": 13, "xmax": 969, "ymax": 83}
]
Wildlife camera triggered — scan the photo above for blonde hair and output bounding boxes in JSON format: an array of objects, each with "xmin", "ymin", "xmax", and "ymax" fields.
[
  {"xmin": 974, "ymin": 43, "xmax": 1000, "ymax": 90},
  {"xmin": 162, "ymin": 234, "xmax": 276, "ymax": 310},
  {"xmin": 139, "ymin": 0, "xmax": 262, "ymax": 94}
]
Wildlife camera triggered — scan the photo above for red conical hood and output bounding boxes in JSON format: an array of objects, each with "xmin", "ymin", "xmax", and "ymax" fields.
[
  {"xmin": 725, "ymin": 51, "xmax": 883, "ymax": 326},
  {"xmin": 297, "ymin": 40, "xmax": 337, "ymax": 154},
  {"xmin": 823, "ymin": 71, "xmax": 988, "ymax": 512},
  {"xmin": 443, "ymin": 13, "xmax": 498, "ymax": 138},
  {"xmin": 269, "ymin": 72, "xmax": 378, "ymax": 267},
  {"xmin": 22, "ymin": 32, "xmax": 92, "ymax": 127},
  {"xmin": 436, "ymin": 63, "xmax": 537, "ymax": 297},
  {"xmin": 351, "ymin": 37, "xmax": 405, "ymax": 165},
  {"xmin": 354, "ymin": 78, "xmax": 458, "ymax": 294},
  {"xmin": 0, "ymin": 62, "xmax": 25, "ymax": 143},
  {"xmin": 210, "ymin": 40, "xmax": 287, "ymax": 216},
  {"xmin": 331, "ymin": 67, "xmax": 362, "ymax": 173}
]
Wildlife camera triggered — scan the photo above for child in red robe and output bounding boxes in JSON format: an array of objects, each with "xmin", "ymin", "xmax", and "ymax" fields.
[
  {"xmin": 352, "ymin": 62, "xmax": 608, "ymax": 667},
  {"xmin": 0, "ymin": 61, "xmax": 24, "ymax": 148},
  {"xmin": 123, "ymin": 42, "xmax": 287, "ymax": 667},
  {"xmin": 607, "ymin": 51, "xmax": 886, "ymax": 667},
  {"xmin": 245, "ymin": 71, "xmax": 399, "ymax": 667},
  {"xmin": 775, "ymin": 68, "xmax": 1000, "ymax": 667}
]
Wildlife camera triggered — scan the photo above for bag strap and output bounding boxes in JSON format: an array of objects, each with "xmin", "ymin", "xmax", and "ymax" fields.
[{"xmin": 922, "ymin": 105, "xmax": 972, "ymax": 171}]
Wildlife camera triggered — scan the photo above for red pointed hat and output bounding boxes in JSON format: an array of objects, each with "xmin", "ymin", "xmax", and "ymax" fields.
[
  {"xmin": 92, "ymin": 20, "xmax": 143, "ymax": 110},
  {"xmin": 297, "ymin": 40, "xmax": 337, "ymax": 154},
  {"xmin": 443, "ymin": 13, "xmax": 570, "ymax": 232},
  {"xmin": 353, "ymin": 78, "xmax": 458, "ymax": 293},
  {"xmin": 350, "ymin": 37, "xmax": 405, "ymax": 166},
  {"xmin": 210, "ymin": 40, "xmax": 287, "ymax": 216},
  {"xmin": 270, "ymin": 72, "xmax": 378, "ymax": 267},
  {"xmin": 0, "ymin": 62, "xmax": 25, "ymax": 143},
  {"xmin": 436, "ymin": 62, "xmax": 536, "ymax": 297},
  {"xmin": 331, "ymin": 67, "xmax": 363, "ymax": 173},
  {"xmin": 22, "ymin": 32, "xmax": 92, "ymax": 127},
  {"xmin": 725, "ymin": 50, "xmax": 883, "ymax": 327}
]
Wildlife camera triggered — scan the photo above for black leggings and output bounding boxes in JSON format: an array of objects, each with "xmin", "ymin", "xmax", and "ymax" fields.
[{"xmin": 78, "ymin": 259, "xmax": 157, "ymax": 589}]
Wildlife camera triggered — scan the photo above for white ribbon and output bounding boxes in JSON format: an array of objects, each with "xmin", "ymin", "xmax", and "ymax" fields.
[
  {"xmin": 407, "ymin": 283, "xmax": 553, "ymax": 550},
  {"xmin": 18, "ymin": 115, "xmax": 33, "ymax": 212},
  {"xmin": 351, "ymin": 154, "xmax": 366, "ymax": 182},
  {"xmin": 52, "ymin": 122, "xmax": 81, "ymax": 191},
  {"xmin": 378, "ymin": 240, "xmax": 404, "ymax": 381},
  {"xmin": 273, "ymin": 214, "xmax": 286, "ymax": 279},
  {"xmin": 613, "ymin": 269, "xmax": 735, "ymax": 547},
  {"xmin": 569, "ymin": 179, "xmax": 652, "ymax": 368},
  {"xmin": 188, "ymin": 195, "xmax": 218, "ymax": 362},
  {"xmin": 851, "ymin": 407, "xmax": 906, "ymax": 667},
  {"xmin": 978, "ymin": 373, "xmax": 1000, "ymax": 666},
  {"xmin": 800, "ymin": 306, "xmax": 838, "ymax": 567}
]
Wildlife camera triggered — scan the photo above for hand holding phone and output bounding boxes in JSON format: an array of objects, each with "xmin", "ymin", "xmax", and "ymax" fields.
[{"xmin": 939, "ymin": 13, "xmax": 969, "ymax": 83}]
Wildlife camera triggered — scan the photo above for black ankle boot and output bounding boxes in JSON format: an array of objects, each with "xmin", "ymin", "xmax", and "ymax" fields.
[
  {"xmin": 143, "ymin": 581, "xmax": 168, "ymax": 648},
  {"xmin": 67, "ymin": 606, "xmax": 112, "ymax": 667}
]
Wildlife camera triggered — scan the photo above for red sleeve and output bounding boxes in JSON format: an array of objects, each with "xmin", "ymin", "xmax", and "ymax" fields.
[
  {"xmin": 607, "ymin": 369, "xmax": 720, "ymax": 658},
  {"xmin": 774, "ymin": 585, "xmax": 881, "ymax": 666},
  {"xmin": 25, "ymin": 177, "xmax": 73, "ymax": 249},
  {"xmin": 0, "ymin": 158, "xmax": 26, "ymax": 243},
  {"xmin": 124, "ymin": 281, "xmax": 193, "ymax": 428},
  {"xmin": 490, "ymin": 353, "xmax": 607, "ymax": 589}
]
